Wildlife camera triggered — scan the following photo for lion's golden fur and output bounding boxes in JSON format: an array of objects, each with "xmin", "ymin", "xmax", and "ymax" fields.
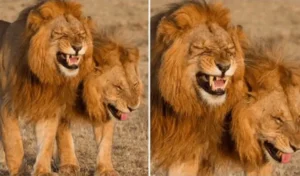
[
  {"xmin": 0, "ymin": 0, "xmax": 94, "ymax": 122},
  {"xmin": 151, "ymin": 1, "xmax": 247, "ymax": 173},
  {"xmin": 0, "ymin": 20, "xmax": 9, "ymax": 48},
  {"xmin": 0, "ymin": 1, "xmax": 94, "ymax": 174},
  {"xmin": 65, "ymin": 28, "xmax": 142, "ymax": 124},
  {"xmin": 230, "ymin": 39, "xmax": 300, "ymax": 173},
  {"xmin": 56, "ymin": 28, "xmax": 142, "ymax": 175}
]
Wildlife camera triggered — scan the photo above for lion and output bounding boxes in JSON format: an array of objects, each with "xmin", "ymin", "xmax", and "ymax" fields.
[
  {"xmin": 151, "ymin": 1, "xmax": 247, "ymax": 175},
  {"xmin": 55, "ymin": 29, "xmax": 143, "ymax": 176},
  {"xmin": 0, "ymin": 1, "xmax": 94, "ymax": 175},
  {"xmin": 229, "ymin": 39, "xmax": 300, "ymax": 175},
  {"xmin": 0, "ymin": 20, "xmax": 9, "ymax": 48}
]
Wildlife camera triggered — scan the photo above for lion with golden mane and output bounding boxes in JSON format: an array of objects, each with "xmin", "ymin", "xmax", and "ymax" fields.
[
  {"xmin": 54, "ymin": 29, "xmax": 143, "ymax": 176},
  {"xmin": 151, "ymin": 1, "xmax": 246, "ymax": 175},
  {"xmin": 0, "ymin": 1, "xmax": 93, "ymax": 175},
  {"xmin": 228, "ymin": 39, "xmax": 300, "ymax": 175}
]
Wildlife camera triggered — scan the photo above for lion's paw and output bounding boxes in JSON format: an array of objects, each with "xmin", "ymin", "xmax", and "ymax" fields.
[
  {"xmin": 59, "ymin": 164, "xmax": 80, "ymax": 176},
  {"xmin": 95, "ymin": 170, "xmax": 120, "ymax": 176}
]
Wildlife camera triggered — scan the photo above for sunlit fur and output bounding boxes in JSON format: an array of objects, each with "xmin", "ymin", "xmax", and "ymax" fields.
[
  {"xmin": 151, "ymin": 1, "xmax": 247, "ymax": 174},
  {"xmin": 0, "ymin": 0, "xmax": 94, "ymax": 175},
  {"xmin": 57, "ymin": 29, "xmax": 143, "ymax": 175},
  {"xmin": 230, "ymin": 39, "xmax": 300, "ymax": 174},
  {"xmin": 0, "ymin": 0, "xmax": 94, "ymax": 121}
]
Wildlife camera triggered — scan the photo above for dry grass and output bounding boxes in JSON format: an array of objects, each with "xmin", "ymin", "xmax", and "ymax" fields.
[{"xmin": 0, "ymin": 0, "xmax": 148, "ymax": 175}]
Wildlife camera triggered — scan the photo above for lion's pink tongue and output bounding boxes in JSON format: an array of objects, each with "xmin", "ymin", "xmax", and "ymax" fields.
[
  {"xmin": 69, "ymin": 56, "xmax": 78, "ymax": 64},
  {"xmin": 281, "ymin": 153, "xmax": 291, "ymax": 163},
  {"xmin": 121, "ymin": 113, "xmax": 128, "ymax": 121},
  {"xmin": 214, "ymin": 80, "xmax": 225, "ymax": 88}
]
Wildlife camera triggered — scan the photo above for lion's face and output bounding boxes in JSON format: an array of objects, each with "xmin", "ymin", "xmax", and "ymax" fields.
[
  {"xmin": 152, "ymin": 3, "xmax": 245, "ymax": 113},
  {"xmin": 93, "ymin": 49, "xmax": 142, "ymax": 121},
  {"xmin": 50, "ymin": 15, "xmax": 90, "ymax": 77},
  {"xmin": 25, "ymin": 1, "xmax": 94, "ymax": 83},
  {"xmin": 187, "ymin": 24, "xmax": 238, "ymax": 105},
  {"xmin": 244, "ymin": 86, "xmax": 300, "ymax": 164},
  {"xmin": 158, "ymin": 24, "xmax": 242, "ymax": 108},
  {"xmin": 35, "ymin": 15, "xmax": 91, "ymax": 77}
]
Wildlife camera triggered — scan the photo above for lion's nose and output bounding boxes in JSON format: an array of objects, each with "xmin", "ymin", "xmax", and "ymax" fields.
[
  {"xmin": 128, "ymin": 105, "xmax": 139, "ymax": 112},
  {"xmin": 128, "ymin": 107, "xmax": 134, "ymax": 112},
  {"xmin": 72, "ymin": 45, "xmax": 82, "ymax": 54},
  {"xmin": 290, "ymin": 143, "xmax": 300, "ymax": 152},
  {"xmin": 216, "ymin": 63, "xmax": 230, "ymax": 73}
]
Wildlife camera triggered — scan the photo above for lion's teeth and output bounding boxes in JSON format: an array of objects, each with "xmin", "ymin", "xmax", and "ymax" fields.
[
  {"xmin": 209, "ymin": 76, "xmax": 213, "ymax": 87},
  {"xmin": 77, "ymin": 56, "xmax": 82, "ymax": 64},
  {"xmin": 66, "ymin": 54, "xmax": 70, "ymax": 64}
]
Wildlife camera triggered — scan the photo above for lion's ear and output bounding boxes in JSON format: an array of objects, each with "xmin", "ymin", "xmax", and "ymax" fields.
[
  {"xmin": 85, "ymin": 16, "xmax": 95, "ymax": 32},
  {"xmin": 228, "ymin": 24, "xmax": 248, "ymax": 49},
  {"xmin": 121, "ymin": 47, "xmax": 139, "ymax": 63},
  {"xmin": 156, "ymin": 9, "xmax": 197, "ymax": 45},
  {"xmin": 26, "ymin": 10, "xmax": 44, "ymax": 33},
  {"xmin": 127, "ymin": 47, "xmax": 140, "ymax": 62}
]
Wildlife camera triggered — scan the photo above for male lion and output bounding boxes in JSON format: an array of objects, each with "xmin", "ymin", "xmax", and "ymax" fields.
[
  {"xmin": 230, "ymin": 40, "xmax": 300, "ymax": 175},
  {"xmin": 0, "ymin": 1, "xmax": 93, "ymax": 175},
  {"xmin": 0, "ymin": 20, "xmax": 9, "ymax": 47},
  {"xmin": 151, "ymin": 1, "xmax": 246, "ymax": 175},
  {"xmin": 55, "ymin": 29, "xmax": 143, "ymax": 176}
]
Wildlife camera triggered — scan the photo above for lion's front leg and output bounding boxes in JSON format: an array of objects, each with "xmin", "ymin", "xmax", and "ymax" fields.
[
  {"xmin": 93, "ymin": 120, "xmax": 119, "ymax": 176},
  {"xmin": 33, "ymin": 115, "xmax": 60, "ymax": 176},
  {"xmin": 0, "ymin": 106, "xmax": 24, "ymax": 175},
  {"xmin": 56, "ymin": 119, "xmax": 80, "ymax": 176}
]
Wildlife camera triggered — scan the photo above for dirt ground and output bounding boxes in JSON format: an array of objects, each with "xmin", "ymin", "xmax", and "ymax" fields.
[
  {"xmin": 151, "ymin": 0, "xmax": 300, "ymax": 176},
  {"xmin": 0, "ymin": 0, "xmax": 148, "ymax": 176}
]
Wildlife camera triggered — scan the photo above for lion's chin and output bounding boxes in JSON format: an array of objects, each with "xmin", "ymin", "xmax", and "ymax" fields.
[
  {"xmin": 58, "ymin": 64, "xmax": 79, "ymax": 77},
  {"xmin": 198, "ymin": 88, "xmax": 226, "ymax": 106},
  {"xmin": 56, "ymin": 51, "xmax": 83, "ymax": 77}
]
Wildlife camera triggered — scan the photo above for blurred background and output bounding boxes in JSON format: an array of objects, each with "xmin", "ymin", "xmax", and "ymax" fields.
[
  {"xmin": 151, "ymin": 0, "xmax": 300, "ymax": 175},
  {"xmin": 0, "ymin": 0, "xmax": 148, "ymax": 175}
]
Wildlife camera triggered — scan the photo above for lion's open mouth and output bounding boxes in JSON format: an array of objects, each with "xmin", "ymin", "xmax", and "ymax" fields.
[
  {"xmin": 57, "ymin": 52, "xmax": 82, "ymax": 70},
  {"xmin": 264, "ymin": 141, "xmax": 292, "ymax": 164},
  {"xmin": 196, "ymin": 72, "xmax": 229, "ymax": 95},
  {"xmin": 107, "ymin": 104, "xmax": 128, "ymax": 121}
]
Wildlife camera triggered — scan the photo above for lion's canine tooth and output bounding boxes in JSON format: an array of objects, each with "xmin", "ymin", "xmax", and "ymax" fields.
[
  {"xmin": 209, "ymin": 76, "xmax": 213, "ymax": 87},
  {"xmin": 202, "ymin": 75, "xmax": 208, "ymax": 82},
  {"xmin": 66, "ymin": 54, "xmax": 70, "ymax": 64},
  {"xmin": 224, "ymin": 79, "xmax": 229, "ymax": 88},
  {"xmin": 77, "ymin": 56, "xmax": 81, "ymax": 64}
]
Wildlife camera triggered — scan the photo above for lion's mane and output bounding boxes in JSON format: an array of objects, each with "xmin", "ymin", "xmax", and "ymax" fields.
[
  {"xmin": 0, "ymin": 0, "xmax": 94, "ymax": 122},
  {"xmin": 151, "ymin": 1, "xmax": 247, "ymax": 171}
]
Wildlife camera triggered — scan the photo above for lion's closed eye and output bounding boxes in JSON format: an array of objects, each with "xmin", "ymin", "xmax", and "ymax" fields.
[
  {"xmin": 51, "ymin": 30, "xmax": 67, "ymax": 39},
  {"xmin": 114, "ymin": 84, "xmax": 123, "ymax": 91},
  {"xmin": 271, "ymin": 115, "xmax": 284, "ymax": 125},
  {"xmin": 78, "ymin": 31, "xmax": 87, "ymax": 38},
  {"xmin": 134, "ymin": 81, "xmax": 139, "ymax": 87}
]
